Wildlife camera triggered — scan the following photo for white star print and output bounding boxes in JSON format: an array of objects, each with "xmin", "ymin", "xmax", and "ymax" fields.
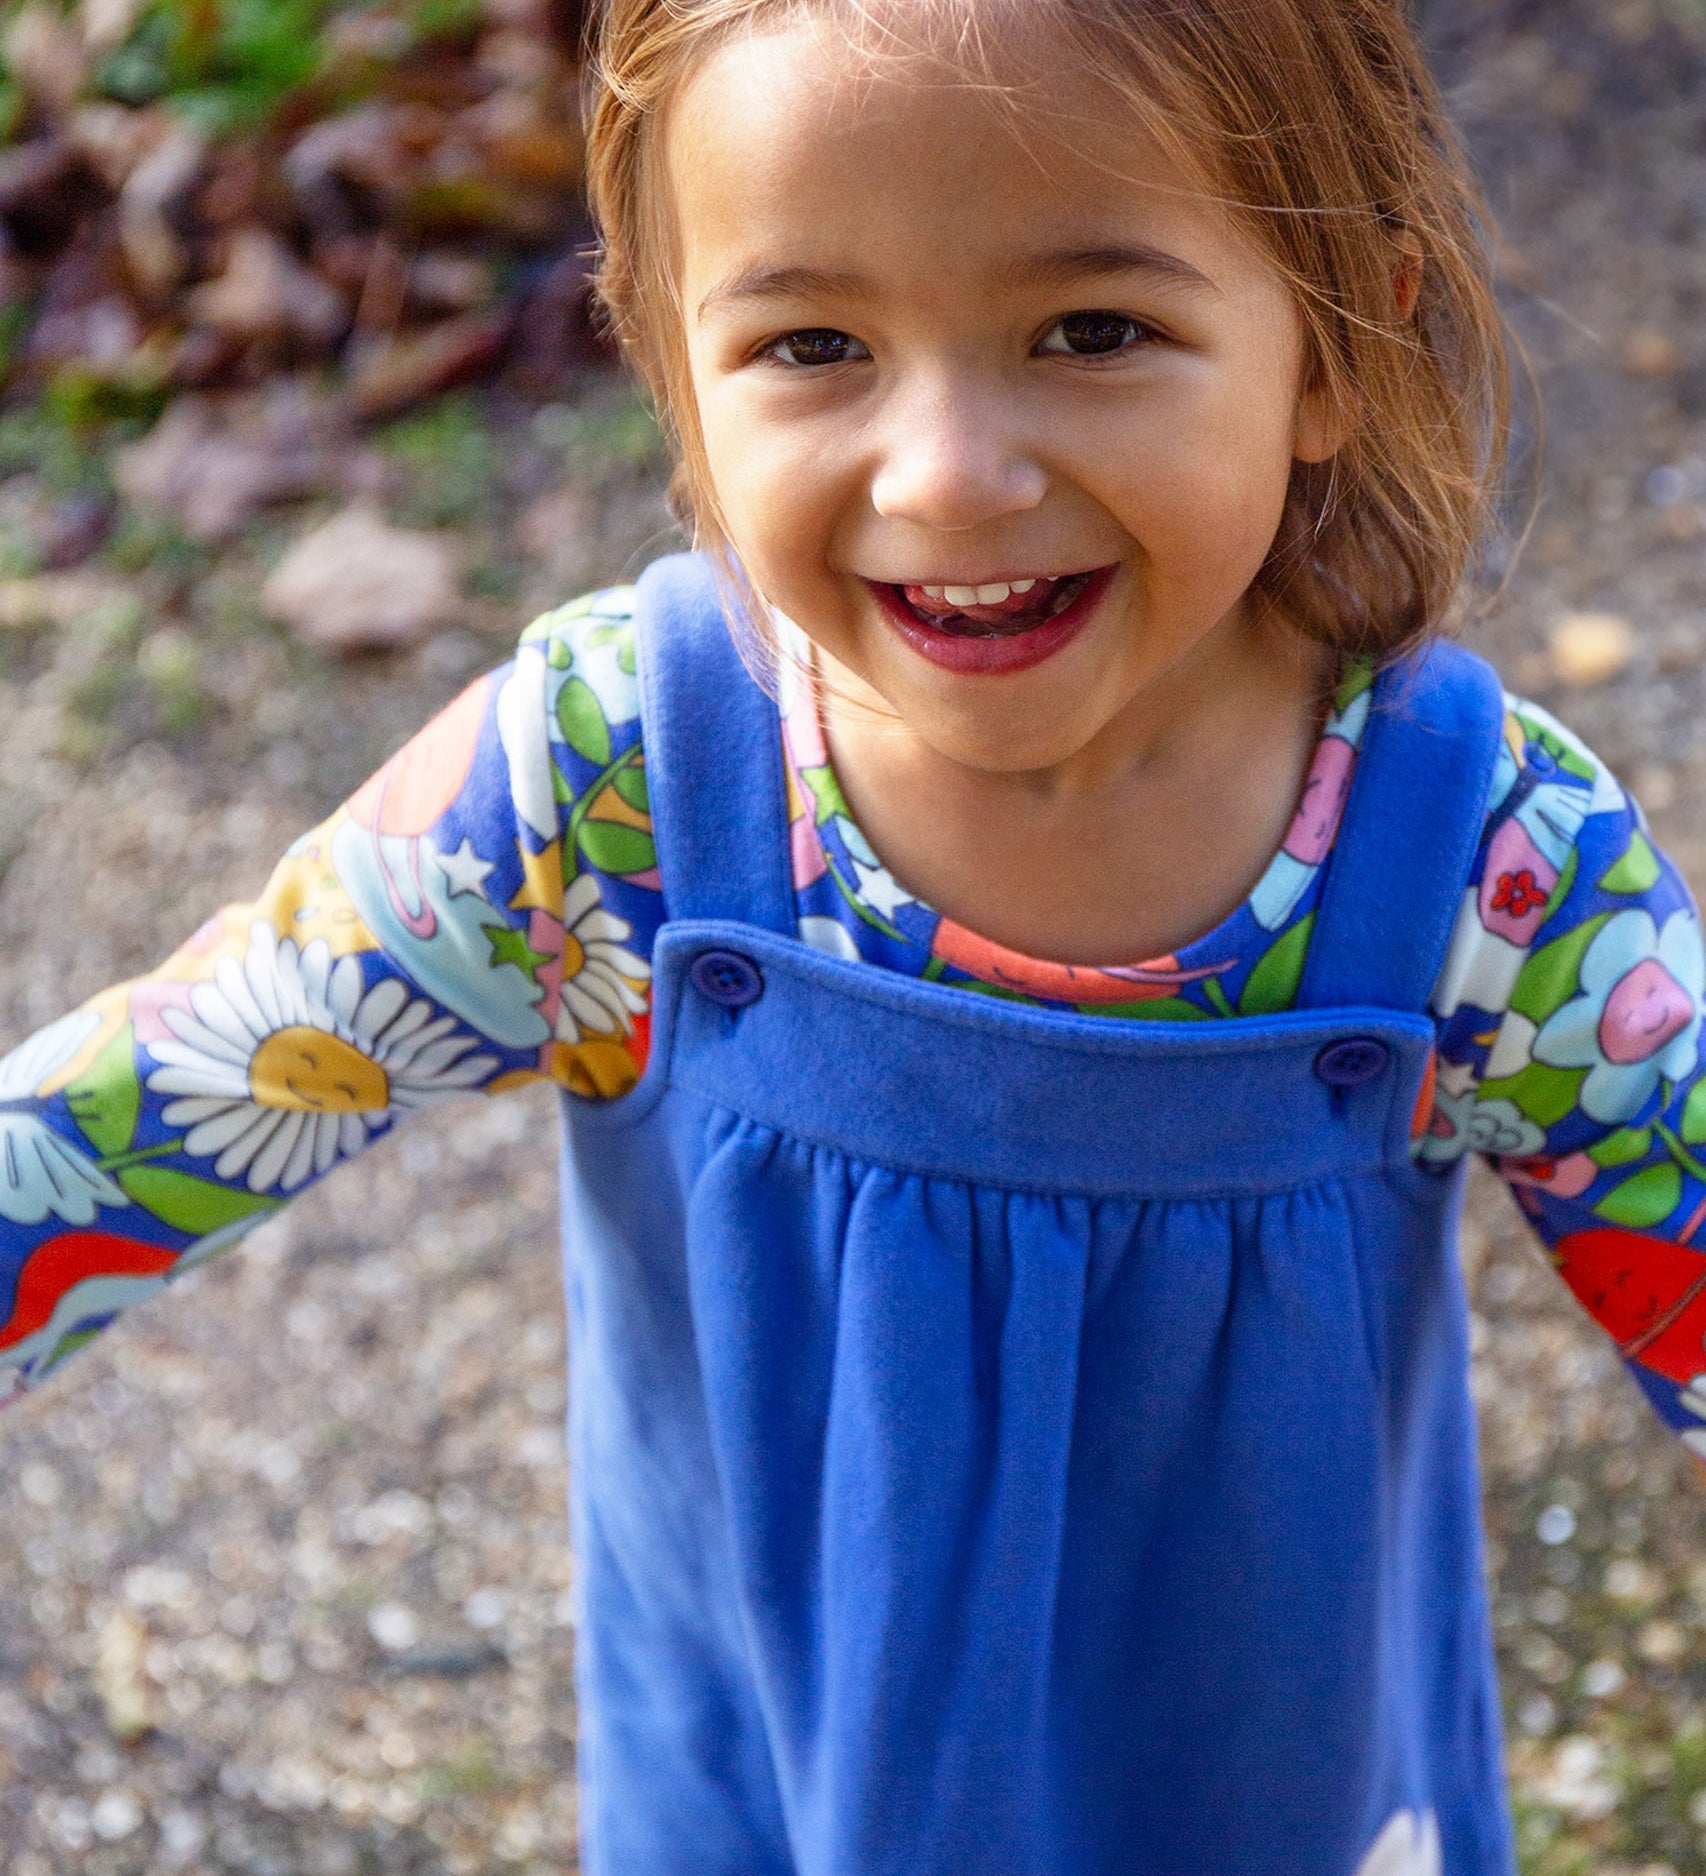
[
  {"xmin": 852, "ymin": 858, "xmax": 914, "ymax": 922},
  {"xmin": 434, "ymin": 837, "xmax": 496, "ymax": 901}
]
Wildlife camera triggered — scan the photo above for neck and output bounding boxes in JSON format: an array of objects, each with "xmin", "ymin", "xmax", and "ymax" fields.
[{"xmin": 807, "ymin": 603, "xmax": 1335, "ymax": 966}]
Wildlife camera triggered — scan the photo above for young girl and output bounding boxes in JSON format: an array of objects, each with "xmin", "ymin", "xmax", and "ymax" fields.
[{"xmin": 1, "ymin": 2, "xmax": 1700, "ymax": 1871}]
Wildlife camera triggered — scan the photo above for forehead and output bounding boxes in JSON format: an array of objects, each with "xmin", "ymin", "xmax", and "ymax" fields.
[{"xmin": 664, "ymin": 22, "xmax": 1273, "ymax": 297}]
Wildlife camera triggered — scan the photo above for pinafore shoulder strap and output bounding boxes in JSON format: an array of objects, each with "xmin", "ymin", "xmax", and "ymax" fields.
[
  {"xmin": 633, "ymin": 551, "xmax": 796, "ymax": 934},
  {"xmin": 1296, "ymin": 640, "xmax": 1506, "ymax": 1015}
]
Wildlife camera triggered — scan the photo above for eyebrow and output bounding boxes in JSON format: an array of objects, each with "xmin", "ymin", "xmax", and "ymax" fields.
[{"xmin": 696, "ymin": 242, "xmax": 1219, "ymax": 321}]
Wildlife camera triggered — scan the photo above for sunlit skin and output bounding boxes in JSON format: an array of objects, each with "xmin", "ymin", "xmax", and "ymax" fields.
[{"xmin": 669, "ymin": 25, "xmax": 1412, "ymax": 964}]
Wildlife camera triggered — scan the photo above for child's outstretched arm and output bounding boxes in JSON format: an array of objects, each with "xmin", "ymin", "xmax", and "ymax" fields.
[
  {"xmin": 1435, "ymin": 694, "xmax": 1706, "ymax": 1461},
  {"xmin": 0, "ymin": 587, "xmax": 660, "ymax": 1407}
]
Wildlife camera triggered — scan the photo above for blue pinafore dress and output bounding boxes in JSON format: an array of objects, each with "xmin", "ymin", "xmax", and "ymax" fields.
[{"xmin": 559, "ymin": 554, "xmax": 1517, "ymax": 1876}]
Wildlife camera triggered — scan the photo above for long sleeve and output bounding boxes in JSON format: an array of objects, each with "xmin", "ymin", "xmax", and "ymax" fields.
[
  {"xmin": 0, "ymin": 585, "xmax": 661, "ymax": 1405},
  {"xmin": 1426, "ymin": 692, "xmax": 1706, "ymax": 1458}
]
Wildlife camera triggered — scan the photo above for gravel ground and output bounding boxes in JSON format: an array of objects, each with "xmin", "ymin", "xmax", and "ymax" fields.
[{"xmin": 4, "ymin": 1, "xmax": 1706, "ymax": 1870}]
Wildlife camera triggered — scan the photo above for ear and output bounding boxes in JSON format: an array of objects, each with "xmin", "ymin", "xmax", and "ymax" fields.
[
  {"xmin": 1390, "ymin": 228, "xmax": 1424, "ymax": 323},
  {"xmin": 1291, "ymin": 230, "xmax": 1425, "ymax": 464},
  {"xmin": 1292, "ymin": 372, "xmax": 1352, "ymax": 466}
]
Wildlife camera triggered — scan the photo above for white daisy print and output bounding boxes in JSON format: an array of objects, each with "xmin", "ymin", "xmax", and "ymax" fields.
[
  {"xmin": 555, "ymin": 872, "xmax": 650, "ymax": 1040},
  {"xmin": 146, "ymin": 923, "xmax": 499, "ymax": 1194},
  {"xmin": 0, "ymin": 1009, "xmax": 129, "ymax": 1226}
]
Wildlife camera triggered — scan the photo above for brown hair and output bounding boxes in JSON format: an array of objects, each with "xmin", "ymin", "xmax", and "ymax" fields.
[{"xmin": 584, "ymin": 0, "xmax": 1515, "ymax": 664}]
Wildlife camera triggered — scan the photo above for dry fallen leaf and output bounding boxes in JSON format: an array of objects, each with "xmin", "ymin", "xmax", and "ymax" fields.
[{"xmin": 262, "ymin": 505, "xmax": 463, "ymax": 653}]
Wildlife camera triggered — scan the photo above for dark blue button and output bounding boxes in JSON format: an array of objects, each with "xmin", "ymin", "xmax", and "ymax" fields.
[
  {"xmin": 1527, "ymin": 746, "xmax": 1556, "ymax": 776},
  {"xmin": 691, "ymin": 949, "xmax": 765, "ymax": 1009},
  {"xmin": 1314, "ymin": 1038, "xmax": 1390, "ymax": 1088}
]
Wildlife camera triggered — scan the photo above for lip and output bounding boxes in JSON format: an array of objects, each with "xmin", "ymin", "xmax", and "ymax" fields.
[{"xmin": 866, "ymin": 567, "xmax": 1115, "ymax": 676}]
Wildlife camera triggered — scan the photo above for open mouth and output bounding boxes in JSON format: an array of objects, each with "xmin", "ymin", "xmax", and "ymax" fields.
[{"xmin": 891, "ymin": 571, "xmax": 1098, "ymax": 639}]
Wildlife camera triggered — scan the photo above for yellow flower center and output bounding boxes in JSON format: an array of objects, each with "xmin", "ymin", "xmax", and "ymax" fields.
[
  {"xmin": 562, "ymin": 931, "xmax": 586, "ymax": 979},
  {"xmin": 250, "ymin": 1026, "xmax": 390, "ymax": 1113}
]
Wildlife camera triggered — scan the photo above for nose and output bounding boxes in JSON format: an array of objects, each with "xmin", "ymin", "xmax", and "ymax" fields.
[{"xmin": 868, "ymin": 380, "xmax": 1047, "ymax": 531}]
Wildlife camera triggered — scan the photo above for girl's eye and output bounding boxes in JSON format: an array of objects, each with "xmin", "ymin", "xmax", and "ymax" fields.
[
  {"xmin": 765, "ymin": 329, "xmax": 871, "ymax": 368},
  {"xmin": 1036, "ymin": 312, "xmax": 1155, "ymax": 358}
]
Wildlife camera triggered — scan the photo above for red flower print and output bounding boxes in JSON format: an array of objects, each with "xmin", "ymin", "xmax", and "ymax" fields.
[{"xmin": 1491, "ymin": 869, "xmax": 1548, "ymax": 919}]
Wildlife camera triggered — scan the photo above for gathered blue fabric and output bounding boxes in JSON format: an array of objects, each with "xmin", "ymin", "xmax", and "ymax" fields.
[{"xmin": 559, "ymin": 553, "xmax": 1517, "ymax": 1875}]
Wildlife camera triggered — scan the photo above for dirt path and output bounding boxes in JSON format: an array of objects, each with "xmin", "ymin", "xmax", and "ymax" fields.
[{"xmin": 3, "ymin": 3, "xmax": 1706, "ymax": 1870}]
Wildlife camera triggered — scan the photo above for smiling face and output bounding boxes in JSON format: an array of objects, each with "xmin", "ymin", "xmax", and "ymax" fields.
[{"xmin": 668, "ymin": 22, "xmax": 1343, "ymax": 777}]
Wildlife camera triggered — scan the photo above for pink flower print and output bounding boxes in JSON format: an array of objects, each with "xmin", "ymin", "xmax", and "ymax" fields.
[
  {"xmin": 1283, "ymin": 735, "xmax": 1356, "ymax": 867},
  {"xmin": 1534, "ymin": 909, "xmax": 1706, "ymax": 1124},
  {"xmin": 1598, "ymin": 956, "xmax": 1696, "ymax": 1065},
  {"xmin": 1478, "ymin": 816, "xmax": 1558, "ymax": 945},
  {"xmin": 1499, "ymin": 1152, "xmax": 1598, "ymax": 1199}
]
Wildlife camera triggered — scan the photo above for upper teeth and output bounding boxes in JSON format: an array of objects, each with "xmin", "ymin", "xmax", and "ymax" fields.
[{"xmin": 921, "ymin": 578, "xmax": 1042, "ymax": 605}]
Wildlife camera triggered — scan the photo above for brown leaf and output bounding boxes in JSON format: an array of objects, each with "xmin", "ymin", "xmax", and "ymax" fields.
[
  {"xmin": 115, "ymin": 385, "xmax": 373, "ymax": 539},
  {"xmin": 118, "ymin": 125, "xmax": 206, "ymax": 300},
  {"xmin": 261, "ymin": 506, "xmax": 464, "ymax": 653},
  {"xmin": 347, "ymin": 310, "xmax": 512, "ymax": 418},
  {"xmin": 185, "ymin": 228, "xmax": 347, "ymax": 347},
  {"xmin": 3, "ymin": 6, "xmax": 89, "ymax": 121}
]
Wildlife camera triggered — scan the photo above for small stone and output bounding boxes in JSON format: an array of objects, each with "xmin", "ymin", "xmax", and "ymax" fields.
[
  {"xmin": 1623, "ymin": 329, "xmax": 1681, "ymax": 378},
  {"xmin": 1636, "ymin": 1619, "xmax": 1686, "ymax": 1664},
  {"xmin": 262, "ymin": 507, "xmax": 463, "ymax": 653},
  {"xmin": 1581, "ymin": 1658, "xmax": 1626, "ymax": 1698},
  {"xmin": 94, "ymin": 1608, "xmax": 152, "ymax": 1744},
  {"xmin": 90, "ymin": 1788, "xmax": 143, "ymax": 1842},
  {"xmin": 1547, "ymin": 612, "xmax": 1634, "ymax": 688},
  {"xmin": 366, "ymin": 1602, "xmax": 421, "ymax": 1652},
  {"xmin": 1535, "ymin": 1502, "xmax": 1577, "ymax": 1545}
]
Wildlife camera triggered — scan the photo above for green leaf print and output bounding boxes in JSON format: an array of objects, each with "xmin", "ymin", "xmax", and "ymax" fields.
[
  {"xmin": 576, "ymin": 818, "xmax": 657, "ymax": 877},
  {"xmin": 612, "ymin": 759, "xmax": 649, "ymax": 813},
  {"xmin": 1599, "ymin": 832, "xmax": 1661, "ymax": 896},
  {"xmin": 801, "ymin": 764, "xmax": 851, "ymax": 827},
  {"xmin": 1588, "ymin": 1127, "xmax": 1653, "ymax": 1169},
  {"xmin": 1332, "ymin": 660, "xmax": 1376, "ymax": 709},
  {"xmin": 1509, "ymin": 913, "xmax": 1611, "ymax": 1028},
  {"xmin": 950, "ymin": 979, "xmax": 1038, "ymax": 1005},
  {"xmin": 485, "ymin": 925, "xmax": 553, "ymax": 979},
  {"xmin": 1681, "ymin": 1080, "xmax": 1706, "ymax": 1147},
  {"xmin": 1239, "ymin": 914, "xmax": 1313, "ymax": 1017},
  {"xmin": 117, "ymin": 1167, "xmax": 277, "ymax": 1236},
  {"xmin": 1201, "ymin": 978, "xmax": 1237, "ymax": 1020},
  {"xmin": 545, "ymin": 636, "xmax": 574, "ymax": 670},
  {"xmin": 1477, "ymin": 1061, "xmax": 1585, "ymax": 1129},
  {"xmin": 1593, "ymin": 1163, "xmax": 1682, "ymax": 1230},
  {"xmin": 1544, "ymin": 845, "xmax": 1578, "ymax": 920},
  {"xmin": 584, "ymin": 624, "xmax": 625, "ymax": 649},
  {"xmin": 556, "ymin": 675, "xmax": 613, "ymax": 766},
  {"xmin": 64, "ymin": 1023, "xmax": 140, "ymax": 1158},
  {"xmin": 1090, "ymin": 997, "xmax": 1210, "ymax": 1021}
]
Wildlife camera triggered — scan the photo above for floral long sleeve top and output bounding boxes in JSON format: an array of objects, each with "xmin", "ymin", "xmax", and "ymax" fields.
[{"xmin": 3, "ymin": 584, "xmax": 1706, "ymax": 1463}]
